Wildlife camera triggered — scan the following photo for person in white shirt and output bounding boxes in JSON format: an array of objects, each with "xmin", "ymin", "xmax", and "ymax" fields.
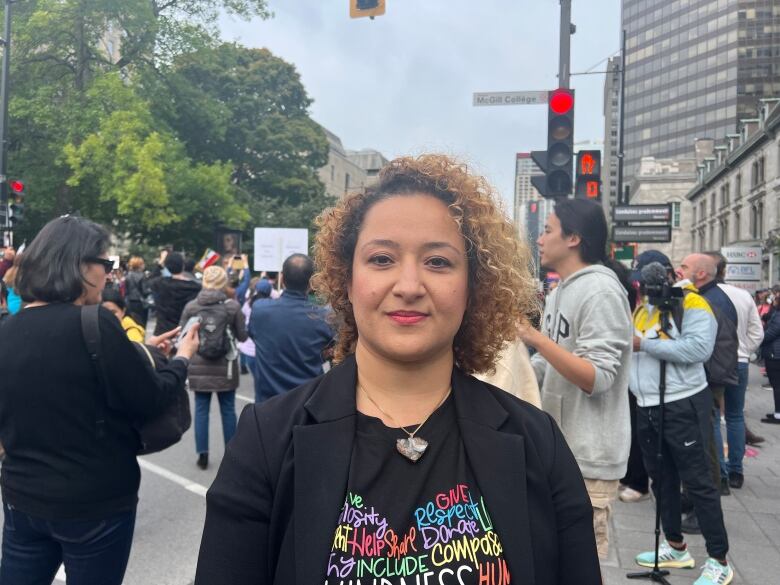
[{"xmin": 706, "ymin": 252, "xmax": 764, "ymax": 489}]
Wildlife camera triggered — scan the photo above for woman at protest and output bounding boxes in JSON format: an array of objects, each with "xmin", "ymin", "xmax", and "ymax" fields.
[
  {"xmin": 0, "ymin": 216, "xmax": 199, "ymax": 585},
  {"xmin": 195, "ymin": 155, "xmax": 601, "ymax": 585},
  {"xmin": 180, "ymin": 265, "xmax": 248, "ymax": 470}
]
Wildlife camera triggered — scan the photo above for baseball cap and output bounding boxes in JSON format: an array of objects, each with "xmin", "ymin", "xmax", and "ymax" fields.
[{"xmin": 631, "ymin": 250, "xmax": 674, "ymax": 283}]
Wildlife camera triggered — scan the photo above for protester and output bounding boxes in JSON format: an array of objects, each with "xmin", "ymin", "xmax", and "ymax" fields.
[
  {"xmin": 180, "ymin": 265, "xmax": 248, "ymax": 470},
  {"xmin": 0, "ymin": 246, "xmax": 14, "ymax": 280},
  {"xmin": 707, "ymin": 251, "xmax": 765, "ymax": 469},
  {"xmin": 149, "ymin": 251, "xmax": 201, "ymax": 336},
  {"xmin": 630, "ymin": 260, "xmax": 732, "ymax": 585},
  {"xmin": 678, "ymin": 254, "xmax": 740, "ymax": 496},
  {"xmin": 1, "ymin": 253, "xmax": 22, "ymax": 315},
  {"xmin": 124, "ymin": 256, "xmax": 151, "ymax": 327},
  {"xmin": 195, "ymin": 155, "xmax": 601, "ymax": 585},
  {"xmin": 0, "ymin": 216, "xmax": 199, "ymax": 585},
  {"xmin": 102, "ymin": 287, "xmax": 146, "ymax": 342},
  {"xmin": 248, "ymin": 253, "xmax": 334, "ymax": 403},
  {"xmin": 760, "ymin": 292, "xmax": 780, "ymax": 424},
  {"xmin": 620, "ymin": 250, "xmax": 673, "ymax": 504},
  {"xmin": 518, "ymin": 197, "xmax": 632, "ymax": 559},
  {"xmin": 238, "ymin": 278, "xmax": 271, "ymax": 378}
]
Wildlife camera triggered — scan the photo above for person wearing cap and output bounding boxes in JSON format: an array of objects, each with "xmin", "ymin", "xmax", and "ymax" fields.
[{"xmin": 180, "ymin": 265, "xmax": 248, "ymax": 470}]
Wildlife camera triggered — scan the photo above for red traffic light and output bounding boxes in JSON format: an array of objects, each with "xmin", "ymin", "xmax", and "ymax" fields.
[
  {"xmin": 549, "ymin": 89, "xmax": 574, "ymax": 115},
  {"xmin": 8, "ymin": 180, "xmax": 24, "ymax": 194}
]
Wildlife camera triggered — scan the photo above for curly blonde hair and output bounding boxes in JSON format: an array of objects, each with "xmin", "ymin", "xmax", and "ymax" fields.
[{"xmin": 312, "ymin": 154, "xmax": 539, "ymax": 375}]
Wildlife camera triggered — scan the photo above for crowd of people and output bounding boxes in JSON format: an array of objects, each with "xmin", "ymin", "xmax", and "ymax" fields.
[{"xmin": 0, "ymin": 153, "xmax": 776, "ymax": 585}]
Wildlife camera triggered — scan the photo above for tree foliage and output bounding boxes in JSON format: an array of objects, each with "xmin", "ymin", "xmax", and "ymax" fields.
[{"xmin": 3, "ymin": 0, "xmax": 333, "ymax": 250}]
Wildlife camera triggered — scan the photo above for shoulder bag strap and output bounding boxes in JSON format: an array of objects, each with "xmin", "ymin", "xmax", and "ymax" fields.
[{"xmin": 81, "ymin": 304, "xmax": 108, "ymax": 439}]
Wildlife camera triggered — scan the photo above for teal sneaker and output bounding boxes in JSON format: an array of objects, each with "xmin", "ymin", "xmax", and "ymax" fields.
[
  {"xmin": 693, "ymin": 558, "xmax": 733, "ymax": 585},
  {"xmin": 635, "ymin": 540, "xmax": 695, "ymax": 569}
]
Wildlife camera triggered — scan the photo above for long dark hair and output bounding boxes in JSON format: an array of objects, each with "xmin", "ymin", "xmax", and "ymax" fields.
[
  {"xmin": 16, "ymin": 216, "xmax": 111, "ymax": 303},
  {"xmin": 554, "ymin": 198, "xmax": 636, "ymax": 309}
]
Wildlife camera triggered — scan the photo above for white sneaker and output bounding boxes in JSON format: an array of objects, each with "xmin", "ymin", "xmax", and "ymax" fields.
[
  {"xmin": 693, "ymin": 558, "xmax": 733, "ymax": 585},
  {"xmin": 619, "ymin": 487, "xmax": 650, "ymax": 503}
]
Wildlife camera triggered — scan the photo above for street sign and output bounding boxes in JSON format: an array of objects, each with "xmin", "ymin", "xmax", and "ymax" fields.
[
  {"xmin": 472, "ymin": 91, "xmax": 548, "ymax": 107},
  {"xmin": 613, "ymin": 204, "xmax": 671, "ymax": 223},
  {"xmin": 725, "ymin": 263, "xmax": 762, "ymax": 282},
  {"xmin": 613, "ymin": 226, "xmax": 672, "ymax": 243},
  {"xmin": 720, "ymin": 246, "xmax": 761, "ymax": 264}
]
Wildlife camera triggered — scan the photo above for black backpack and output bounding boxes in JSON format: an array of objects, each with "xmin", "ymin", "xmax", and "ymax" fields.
[
  {"xmin": 197, "ymin": 301, "xmax": 232, "ymax": 360},
  {"xmin": 671, "ymin": 289, "xmax": 739, "ymax": 387},
  {"xmin": 81, "ymin": 305, "xmax": 191, "ymax": 455}
]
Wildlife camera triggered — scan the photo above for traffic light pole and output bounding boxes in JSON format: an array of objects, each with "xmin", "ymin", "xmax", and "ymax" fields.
[
  {"xmin": 558, "ymin": 0, "xmax": 572, "ymax": 89},
  {"xmin": 0, "ymin": 0, "xmax": 11, "ymax": 236}
]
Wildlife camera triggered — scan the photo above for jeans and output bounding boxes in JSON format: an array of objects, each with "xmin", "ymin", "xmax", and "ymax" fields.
[
  {"xmin": 0, "ymin": 503, "xmax": 136, "ymax": 585},
  {"xmin": 637, "ymin": 387, "xmax": 729, "ymax": 560},
  {"xmin": 240, "ymin": 353, "xmax": 257, "ymax": 382},
  {"xmin": 713, "ymin": 362, "xmax": 748, "ymax": 475},
  {"xmin": 194, "ymin": 391, "xmax": 237, "ymax": 454}
]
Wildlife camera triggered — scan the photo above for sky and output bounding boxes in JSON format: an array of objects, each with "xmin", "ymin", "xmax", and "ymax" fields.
[{"xmin": 218, "ymin": 0, "xmax": 622, "ymax": 211}]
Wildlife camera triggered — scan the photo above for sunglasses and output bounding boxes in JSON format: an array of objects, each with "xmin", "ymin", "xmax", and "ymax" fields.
[{"xmin": 85, "ymin": 257, "xmax": 114, "ymax": 274}]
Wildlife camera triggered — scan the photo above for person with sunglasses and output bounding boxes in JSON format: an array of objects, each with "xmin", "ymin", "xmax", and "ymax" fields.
[{"xmin": 0, "ymin": 216, "xmax": 201, "ymax": 585}]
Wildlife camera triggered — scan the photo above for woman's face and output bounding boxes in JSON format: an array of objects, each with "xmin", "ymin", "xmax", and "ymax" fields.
[
  {"xmin": 81, "ymin": 257, "xmax": 110, "ymax": 305},
  {"xmin": 348, "ymin": 194, "xmax": 469, "ymax": 366}
]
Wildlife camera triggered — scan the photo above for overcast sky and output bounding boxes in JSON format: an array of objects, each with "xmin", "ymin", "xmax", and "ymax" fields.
[{"xmin": 219, "ymin": 0, "xmax": 622, "ymax": 211}]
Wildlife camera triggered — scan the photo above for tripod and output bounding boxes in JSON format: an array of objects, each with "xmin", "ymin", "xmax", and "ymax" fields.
[{"xmin": 627, "ymin": 308, "xmax": 672, "ymax": 585}]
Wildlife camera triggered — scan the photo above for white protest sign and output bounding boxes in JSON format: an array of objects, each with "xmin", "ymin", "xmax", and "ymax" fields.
[{"xmin": 253, "ymin": 228, "xmax": 309, "ymax": 272}]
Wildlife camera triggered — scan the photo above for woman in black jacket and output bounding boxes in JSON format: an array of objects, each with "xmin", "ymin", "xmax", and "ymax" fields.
[
  {"xmin": 761, "ymin": 293, "xmax": 780, "ymax": 424},
  {"xmin": 195, "ymin": 155, "xmax": 601, "ymax": 585},
  {"xmin": 0, "ymin": 216, "xmax": 200, "ymax": 585}
]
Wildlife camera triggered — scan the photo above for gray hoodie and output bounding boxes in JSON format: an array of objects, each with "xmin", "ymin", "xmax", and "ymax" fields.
[{"xmin": 531, "ymin": 265, "xmax": 632, "ymax": 481}]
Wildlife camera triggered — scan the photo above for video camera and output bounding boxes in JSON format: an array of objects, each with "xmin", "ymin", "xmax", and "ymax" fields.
[{"xmin": 641, "ymin": 262, "xmax": 683, "ymax": 311}]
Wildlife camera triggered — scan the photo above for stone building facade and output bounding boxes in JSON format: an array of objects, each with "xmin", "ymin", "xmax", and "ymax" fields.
[
  {"xmin": 318, "ymin": 127, "xmax": 388, "ymax": 199},
  {"xmin": 628, "ymin": 157, "xmax": 697, "ymax": 268},
  {"xmin": 688, "ymin": 100, "xmax": 780, "ymax": 286}
]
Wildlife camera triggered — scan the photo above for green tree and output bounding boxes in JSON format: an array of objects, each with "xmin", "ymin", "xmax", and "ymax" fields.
[
  {"xmin": 3, "ymin": 0, "xmax": 270, "ymax": 245},
  {"xmin": 149, "ymin": 43, "xmax": 333, "ymax": 231}
]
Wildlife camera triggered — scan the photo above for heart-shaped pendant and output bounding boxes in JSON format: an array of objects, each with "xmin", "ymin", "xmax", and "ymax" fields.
[{"xmin": 396, "ymin": 436, "xmax": 428, "ymax": 462}]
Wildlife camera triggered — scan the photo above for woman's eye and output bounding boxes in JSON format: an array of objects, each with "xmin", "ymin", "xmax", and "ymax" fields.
[
  {"xmin": 427, "ymin": 257, "xmax": 452, "ymax": 268},
  {"xmin": 369, "ymin": 254, "xmax": 393, "ymax": 266}
]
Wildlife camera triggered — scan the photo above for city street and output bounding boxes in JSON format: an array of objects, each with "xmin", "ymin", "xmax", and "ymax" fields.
[
  {"xmin": 603, "ymin": 365, "xmax": 780, "ymax": 585},
  {"xmin": 6, "ymin": 363, "xmax": 770, "ymax": 584}
]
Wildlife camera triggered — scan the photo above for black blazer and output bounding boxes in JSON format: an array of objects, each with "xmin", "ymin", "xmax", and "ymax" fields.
[{"xmin": 194, "ymin": 355, "xmax": 600, "ymax": 585}]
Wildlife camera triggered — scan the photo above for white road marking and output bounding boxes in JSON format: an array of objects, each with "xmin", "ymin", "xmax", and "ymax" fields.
[
  {"xmin": 236, "ymin": 394, "xmax": 253, "ymax": 403},
  {"xmin": 55, "ymin": 565, "xmax": 66, "ymax": 581},
  {"xmin": 137, "ymin": 458, "xmax": 208, "ymax": 498}
]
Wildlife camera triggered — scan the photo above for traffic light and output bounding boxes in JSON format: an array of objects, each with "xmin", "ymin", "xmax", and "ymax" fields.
[
  {"xmin": 574, "ymin": 150, "xmax": 602, "ymax": 201},
  {"xmin": 8, "ymin": 180, "xmax": 24, "ymax": 225},
  {"xmin": 350, "ymin": 0, "xmax": 385, "ymax": 18},
  {"xmin": 531, "ymin": 88, "xmax": 575, "ymax": 198}
]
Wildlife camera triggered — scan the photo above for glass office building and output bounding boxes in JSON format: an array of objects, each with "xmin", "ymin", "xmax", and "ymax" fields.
[{"xmin": 622, "ymin": 0, "xmax": 780, "ymax": 185}]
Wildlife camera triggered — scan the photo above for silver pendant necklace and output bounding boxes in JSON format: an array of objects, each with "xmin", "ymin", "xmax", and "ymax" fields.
[{"xmin": 358, "ymin": 383, "xmax": 452, "ymax": 463}]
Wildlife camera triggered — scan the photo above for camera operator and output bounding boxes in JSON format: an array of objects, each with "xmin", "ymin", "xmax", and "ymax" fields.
[{"xmin": 630, "ymin": 262, "xmax": 732, "ymax": 585}]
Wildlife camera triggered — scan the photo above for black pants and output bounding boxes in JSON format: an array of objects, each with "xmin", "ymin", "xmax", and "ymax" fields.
[
  {"xmin": 766, "ymin": 358, "xmax": 780, "ymax": 413},
  {"xmin": 637, "ymin": 387, "xmax": 729, "ymax": 560},
  {"xmin": 622, "ymin": 390, "xmax": 649, "ymax": 493}
]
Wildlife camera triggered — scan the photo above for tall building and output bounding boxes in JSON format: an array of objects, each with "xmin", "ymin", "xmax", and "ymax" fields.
[
  {"xmin": 318, "ymin": 127, "xmax": 388, "ymax": 199},
  {"xmin": 603, "ymin": 56, "xmax": 621, "ymax": 222},
  {"xmin": 513, "ymin": 153, "xmax": 544, "ymax": 235},
  {"xmin": 621, "ymin": 0, "xmax": 780, "ymax": 186}
]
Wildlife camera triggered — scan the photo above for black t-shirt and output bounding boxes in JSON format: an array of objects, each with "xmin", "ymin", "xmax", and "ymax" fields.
[{"xmin": 325, "ymin": 397, "xmax": 511, "ymax": 585}]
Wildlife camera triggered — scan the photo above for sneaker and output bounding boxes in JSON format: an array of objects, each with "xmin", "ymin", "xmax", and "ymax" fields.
[
  {"xmin": 635, "ymin": 540, "xmax": 695, "ymax": 569},
  {"xmin": 693, "ymin": 558, "xmax": 733, "ymax": 585},
  {"xmin": 197, "ymin": 453, "xmax": 209, "ymax": 470},
  {"xmin": 619, "ymin": 487, "xmax": 650, "ymax": 503},
  {"xmin": 761, "ymin": 383, "xmax": 773, "ymax": 390}
]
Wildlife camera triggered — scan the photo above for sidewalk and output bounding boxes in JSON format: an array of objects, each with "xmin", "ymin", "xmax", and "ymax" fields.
[{"xmin": 602, "ymin": 365, "xmax": 780, "ymax": 585}]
